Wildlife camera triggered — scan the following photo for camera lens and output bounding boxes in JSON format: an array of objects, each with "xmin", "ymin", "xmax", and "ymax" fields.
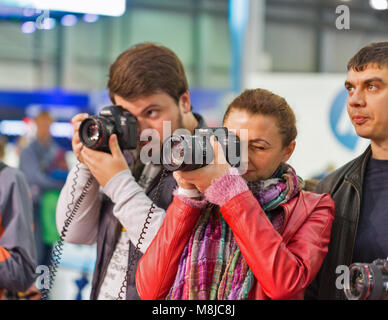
[
  {"xmin": 79, "ymin": 118, "xmax": 102, "ymax": 149},
  {"xmin": 350, "ymin": 269, "xmax": 366, "ymax": 298},
  {"xmin": 162, "ymin": 135, "xmax": 191, "ymax": 171},
  {"xmin": 79, "ymin": 117, "xmax": 114, "ymax": 152},
  {"xmin": 87, "ymin": 124, "xmax": 100, "ymax": 142},
  {"xmin": 171, "ymin": 140, "xmax": 185, "ymax": 166},
  {"xmin": 345, "ymin": 264, "xmax": 371, "ymax": 300}
]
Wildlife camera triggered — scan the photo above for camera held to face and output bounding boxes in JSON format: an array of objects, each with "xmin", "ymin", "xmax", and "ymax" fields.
[
  {"xmin": 79, "ymin": 106, "xmax": 138, "ymax": 153},
  {"xmin": 161, "ymin": 127, "xmax": 241, "ymax": 172},
  {"xmin": 344, "ymin": 257, "xmax": 388, "ymax": 300}
]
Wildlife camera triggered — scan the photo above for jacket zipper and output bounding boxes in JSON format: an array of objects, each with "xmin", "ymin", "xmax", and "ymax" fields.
[
  {"xmin": 95, "ymin": 226, "xmax": 121, "ymax": 298},
  {"xmin": 344, "ymin": 178, "xmax": 361, "ymax": 265},
  {"xmin": 96, "ymin": 246, "xmax": 116, "ymax": 297}
]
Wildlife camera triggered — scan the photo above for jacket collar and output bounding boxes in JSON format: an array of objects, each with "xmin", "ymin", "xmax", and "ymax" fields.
[
  {"xmin": 193, "ymin": 112, "xmax": 207, "ymax": 130},
  {"xmin": 344, "ymin": 145, "xmax": 371, "ymax": 192}
]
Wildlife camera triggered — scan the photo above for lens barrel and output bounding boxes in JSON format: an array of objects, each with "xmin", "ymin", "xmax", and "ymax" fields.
[
  {"xmin": 344, "ymin": 261, "xmax": 388, "ymax": 300},
  {"xmin": 79, "ymin": 116, "xmax": 114, "ymax": 152},
  {"xmin": 161, "ymin": 134, "xmax": 213, "ymax": 172}
]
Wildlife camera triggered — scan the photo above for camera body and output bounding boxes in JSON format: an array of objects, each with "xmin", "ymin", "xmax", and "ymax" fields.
[
  {"xmin": 161, "ymin": 126, "xmax": 241, "ymax": 172},
  {"xmin": 344, "ymin": 257, "xmax": 388, "ymax": 300},
  {"xmin": 79, "ymin": 106, "xmax": 138, "ymax": 153}
]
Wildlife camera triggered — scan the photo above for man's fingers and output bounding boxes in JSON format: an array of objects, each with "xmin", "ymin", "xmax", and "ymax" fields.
[
  {"xmin": 109, "ymin": 134, "xmax": 123, "ymax": 158},
  {"xmin": 72, "ymin": 113, "xmax": 89, "ymax": 134},
  {"xmin": 73, "ymin": 142, "xmax": 84, "ymax": 162},
  {"xmin": 71, "ymin": 113, "xmax": 89, "ymax": 125},
  {"xmin": 83, "ymin": 146, "xmax": 104, "ymax": 161}
]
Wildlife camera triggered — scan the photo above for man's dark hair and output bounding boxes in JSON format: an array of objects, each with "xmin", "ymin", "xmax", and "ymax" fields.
[
  {"xmin": 107, "ymin": 42, "xmax": 188, "ymax": 105},
  {"xmin": 347, "ymin": 41, "xmax": 388, "ymax": 71}
]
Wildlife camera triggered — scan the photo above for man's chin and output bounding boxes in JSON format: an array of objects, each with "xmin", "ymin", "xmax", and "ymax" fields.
[{"xmin": 353, "ymin": 130, "xmax": 371, "ymax": 140}]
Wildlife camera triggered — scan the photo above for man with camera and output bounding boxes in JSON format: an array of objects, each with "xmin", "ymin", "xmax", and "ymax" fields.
[
  {"xmin": 306, "ymin": 42, "xmax": 388, "ymax": 300},
  {"xmin": 56, "ymin": 42, "xmax": 206, "ymax": 300}
]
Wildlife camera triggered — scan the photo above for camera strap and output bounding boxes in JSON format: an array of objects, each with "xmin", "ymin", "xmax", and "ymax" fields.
[
  {"xmin": 40, "ymin": 162, "xmax": 94, "ymax": 300},
  {"xmin": 116, "ymin": 167, "xmax": 168, "ymax": 300}
]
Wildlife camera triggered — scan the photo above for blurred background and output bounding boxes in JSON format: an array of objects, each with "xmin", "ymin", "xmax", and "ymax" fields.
[{"xmin": 0, "ymin": 0, "xmax": 387, "ymax": 299}]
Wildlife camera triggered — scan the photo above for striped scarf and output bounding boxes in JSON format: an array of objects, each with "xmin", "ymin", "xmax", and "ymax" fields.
[{"xmin": 166, "ymin": 163, "xmax": 303, "ymax": 300}]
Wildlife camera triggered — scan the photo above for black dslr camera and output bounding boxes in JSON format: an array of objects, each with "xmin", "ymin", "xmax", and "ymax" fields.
[
  {"xmin": 344, "ymin": 257, "xmax": 388, "ymax": 300},
  {"xmin": 161, "ymin": 127, "xmax": 241, "ymax": 171},
  {"xmin": 79, "ymin": 106, "xmax": 138, "ymax": 153}
]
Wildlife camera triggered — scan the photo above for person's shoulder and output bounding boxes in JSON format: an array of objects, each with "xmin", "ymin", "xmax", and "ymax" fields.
[
  {"xmin": 298, "ymin": 189, "xmax": 334, "ymax": 207},
  {"xmin": 1, "ymin": 165, "xmax": 29, "ymax": 186},
  {"xmin": 314, "ymin": 157, "xmax": 361, "ymax": 194},
  {"xmin": 285, "ymin": 191, "xmax": 334, "ymax": 228},
  {"xmin": 19, "ymin": 140, "xmax": 36, "ymax": 155}
]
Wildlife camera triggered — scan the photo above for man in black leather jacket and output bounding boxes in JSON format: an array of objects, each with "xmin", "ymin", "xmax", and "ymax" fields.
[{"xmin": 306, "ymin": 42, "xmax": 388, "ymax": 300}]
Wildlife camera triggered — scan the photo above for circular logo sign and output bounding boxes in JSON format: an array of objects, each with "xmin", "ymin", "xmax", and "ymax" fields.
[{"xmin": 329, "ymin": 88, "xmax": 359, "ymax": 151}]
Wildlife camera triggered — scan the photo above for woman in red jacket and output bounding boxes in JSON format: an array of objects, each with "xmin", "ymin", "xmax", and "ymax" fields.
[{"xmin": 136, "ymin": 88, "xmax": 335, "ymax": 300}]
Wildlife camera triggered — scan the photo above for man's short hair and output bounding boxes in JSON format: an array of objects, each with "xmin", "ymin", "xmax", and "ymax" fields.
[
  {"xmin": 347, "ymin": 41, "xmax": 388, "ymax": 71},
  {"xmin": 107, "ymin": 42, "xmax": 188, "ymax": 105}
]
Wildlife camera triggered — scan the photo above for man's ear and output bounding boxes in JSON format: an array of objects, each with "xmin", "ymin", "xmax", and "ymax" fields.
[
  {"xmin": 281, "ymin": 140, "xmax": 296, "ymax": 163},
  {"xmin": 178, "ymin": 90, "xmax": 191, "ymax": 114}
]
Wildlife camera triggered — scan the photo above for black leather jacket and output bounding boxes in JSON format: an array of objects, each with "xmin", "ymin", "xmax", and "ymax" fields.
[{"xmin": 305, "ymin": 145, "xmax": 371, "ymax": 300}]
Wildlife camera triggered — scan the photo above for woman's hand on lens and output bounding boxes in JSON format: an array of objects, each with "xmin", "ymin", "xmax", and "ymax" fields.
[
  {"xmin": 71, "ymin": 113, "xmax": 89, "ymax": 163},
  {"xmin": 178, "ymin": 136, "xmax": 231, "ymax": 193},
  {"xmin": 81, "ymin": 134, "xmax": 129, "ymax": 187}
]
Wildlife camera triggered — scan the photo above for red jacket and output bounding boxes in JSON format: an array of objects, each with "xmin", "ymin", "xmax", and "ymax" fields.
[{"xmin": 136, "ymin": 190, "xmax": 334, "ymax": 300}]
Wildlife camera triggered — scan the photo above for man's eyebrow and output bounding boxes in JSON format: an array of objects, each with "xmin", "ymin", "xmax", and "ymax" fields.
[
  {"xmin": 345, "ymin": 77, "xmax": 386, "ymax": 87},
  {"xmin": 249, "ymin": 138, "xmax": 271, "ymax": 145},
  {"xmin": 140, "ymin": 104, "xmax": 162, "ymax": 115},
  {"xmin": 364, "ymin": 77, "xmax": 386, "ymax": 85}
]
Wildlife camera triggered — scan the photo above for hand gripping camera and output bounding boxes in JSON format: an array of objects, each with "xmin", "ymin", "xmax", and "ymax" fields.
[
  {"xmin": 79, "ymin": 106, "xmax": 138, "ymax": 153},
  {"xmin": 344, "ymin": 257, "xmax": 388, "ymax": 300},
  {"xmin": 161, "ymin": 127, "xmax": 241, "ymax": 172}
]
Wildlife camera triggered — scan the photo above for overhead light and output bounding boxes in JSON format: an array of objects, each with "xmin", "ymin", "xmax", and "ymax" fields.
[
  {"xmin": 38, "ymin": 17, "xmax": 56, "ymax": 30},
  {"xmin": 83, "ymin": 14, "xmax": 99, "ymax": 23},
  {"xmin": 22, "ymin": 8, "xmax": 36, "ymax": 17},
  {"xmin": 21, "ymin": 21, "xmax": 36, "ymax": 33},
  {"xmin": 1, "ymin": 0, "xmax": 126, "ymax": 16},
  {"xmin": 369, "ymin": 0, "xmax": 388, "ymax": 10},
  {"xmin": 0, "ymin": 120, "xmax": 27, "ymax": 135},
  {"xmin": 0, "ymin": 120, "xmax": 73, "ymax": 138},
  {"xmin": 50, "ymin": 122, "xmax": 73, "ymax": 138},
  {"xmin": 61, "ymin": 14, "xmax": 78, "ymax": 27}
]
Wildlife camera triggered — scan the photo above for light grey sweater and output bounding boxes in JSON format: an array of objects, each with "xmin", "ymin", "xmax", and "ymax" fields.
[{"xmin": 55, "ymin": 163, "xmax": 166, "ymax": 254}]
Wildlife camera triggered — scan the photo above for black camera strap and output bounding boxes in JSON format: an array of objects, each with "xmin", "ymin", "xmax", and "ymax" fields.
[{"xmin": 40, "ymin": 162, "xmax": 94, "ymax": 300}]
